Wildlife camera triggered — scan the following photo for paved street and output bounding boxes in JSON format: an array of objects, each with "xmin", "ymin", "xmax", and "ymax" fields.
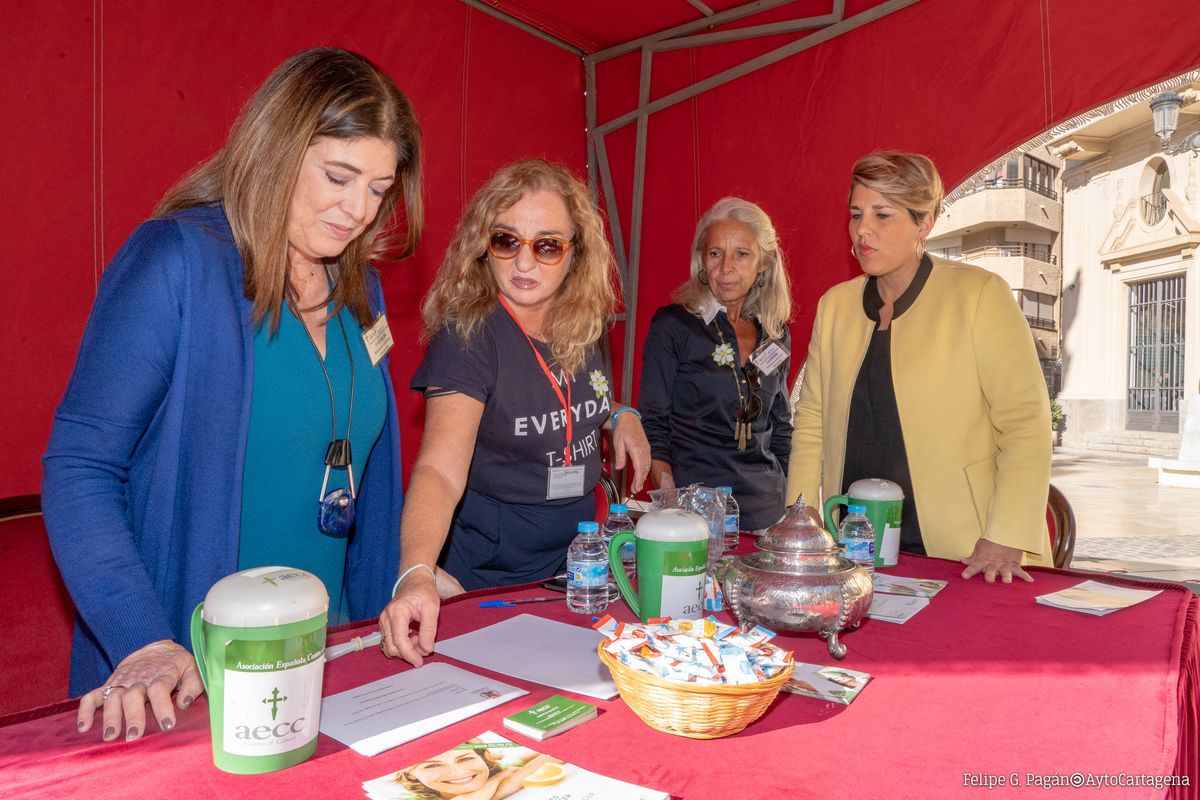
[{"xmin": 1051, "ymin": 450, "xmax": 1200, "ymax": 589}]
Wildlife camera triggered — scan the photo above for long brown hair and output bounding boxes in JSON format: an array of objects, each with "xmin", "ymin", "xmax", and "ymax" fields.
[
  {"xmin": 421, "ymin": 159, "xmax": 617, "ymax": 377},
  {"xmin": 155, "ymin": 47, "xmax": 424, "ymax": 330}
]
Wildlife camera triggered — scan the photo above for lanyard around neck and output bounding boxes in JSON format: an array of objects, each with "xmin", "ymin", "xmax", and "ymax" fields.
[{"xmin": 497, "ymin": 294, "xmax": 574, "ymax": 466}]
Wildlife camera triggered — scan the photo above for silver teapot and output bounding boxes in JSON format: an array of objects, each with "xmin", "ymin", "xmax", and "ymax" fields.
[{"xmin": 720, "ymin": 497, "xmax": 873, "ymax": 659}]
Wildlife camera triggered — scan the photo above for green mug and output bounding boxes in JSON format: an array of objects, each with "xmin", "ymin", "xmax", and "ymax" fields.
[
  {"xmin": 608, "ymin": 508, "xmax": 708, "ymax": 622},
  {"xmin": 824, "ymin": 478, "xmax": 905, "ymax": 567}
]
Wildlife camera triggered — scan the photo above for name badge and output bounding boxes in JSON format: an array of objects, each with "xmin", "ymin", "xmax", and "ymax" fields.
[
  {"xmin": 750, "ymin": 340, "xmax": 788, "ymax": 375},
  {"xmin": 546, "ymin": 465, "xmax": 586, "ymax": 500},
  {"xmin": 362, "ymin": 313, "xmax": 394, "ymax": 367}
]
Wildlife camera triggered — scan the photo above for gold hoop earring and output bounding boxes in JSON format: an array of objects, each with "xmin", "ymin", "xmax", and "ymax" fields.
[
  {"xmin": 850, "ymin": 244, "xmax": 857, "ymax": 258},
  {"xmin": 697, "ymin": 268, "xmax": 710, "ymax": 285}
]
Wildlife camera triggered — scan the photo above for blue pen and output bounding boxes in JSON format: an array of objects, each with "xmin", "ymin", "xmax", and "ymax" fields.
[{"xmin": 479, "ymin": 596, "xmax": 565, "ymax": 608}]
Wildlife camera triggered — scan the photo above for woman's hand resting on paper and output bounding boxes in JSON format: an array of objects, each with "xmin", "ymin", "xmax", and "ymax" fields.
[{"xmin": 76, "ymin": 639, "xmax": 203, "ymax": 742}]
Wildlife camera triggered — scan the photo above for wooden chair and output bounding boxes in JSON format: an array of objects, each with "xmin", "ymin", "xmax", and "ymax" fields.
[
  {"xmin": 0, "ymin": 494, "xmax": 76, "ymax": 713},
  {"xmin": 1047, "ymin": 483, "xmax": 1076, "ymax": 569}
]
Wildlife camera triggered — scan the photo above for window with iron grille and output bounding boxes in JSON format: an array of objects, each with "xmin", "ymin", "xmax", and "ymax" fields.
[{"xmin": 1127, "ymin": 274, "xmax": 1185, "ymax": 433}]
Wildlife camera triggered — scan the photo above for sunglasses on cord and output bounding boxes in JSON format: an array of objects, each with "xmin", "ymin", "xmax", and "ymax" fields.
[
  {"xmin": 744, "ymin": 364, "xmax": 763, "ymax": 423},
  {"xmin": 487, "ymin": 229, "xmax": 573, "ymax": 266}
]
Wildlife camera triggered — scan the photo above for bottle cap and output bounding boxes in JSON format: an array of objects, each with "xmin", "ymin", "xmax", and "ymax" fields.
[
  {"xmin": 610, "ymin": 503, "xmax": 629, "ymax": 513},
  {"xmin": 578, "ymin": 521, "xmax": 600, "ymax": 533},
  {"xmin": 847, "ymin": 504, "xmax": 867, "ymax": 514}
]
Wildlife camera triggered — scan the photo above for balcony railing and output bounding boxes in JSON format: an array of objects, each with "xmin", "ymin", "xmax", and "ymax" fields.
[
  {"xmin": 960, "ymin": 244, "xmax": 1057, "ymax": 265},
  {"xmin": 1141, "ymin": 192, "xmax": 1167, "ymax": 226},
  {"xmin": 975, "ymin": 178, "xmax": 1059, "ymax": 201},
  {"xmin": 1025, "ymin": 314, "xmax": 1056, "ymax": 331}
]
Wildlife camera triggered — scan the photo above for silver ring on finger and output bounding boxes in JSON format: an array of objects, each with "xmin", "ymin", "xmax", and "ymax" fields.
[{"xmin": 101, "ymin": 684, "xmax": 129, "ymax": 700}]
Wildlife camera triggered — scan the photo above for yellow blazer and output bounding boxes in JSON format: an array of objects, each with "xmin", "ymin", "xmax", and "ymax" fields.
[{"xmin": 787, "ymin": 257, "xmax": 1051, "ymax": 564}]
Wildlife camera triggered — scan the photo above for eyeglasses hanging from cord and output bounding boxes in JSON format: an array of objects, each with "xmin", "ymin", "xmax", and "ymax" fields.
[{"xmin": 713, "ymin": 324, "xmax": 763, "ymax": 451}]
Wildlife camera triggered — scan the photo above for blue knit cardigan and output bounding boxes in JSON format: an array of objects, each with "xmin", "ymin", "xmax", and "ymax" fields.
[{"xmin": 42, "ymin": 205, "xmax": 403, "ymax": 696}]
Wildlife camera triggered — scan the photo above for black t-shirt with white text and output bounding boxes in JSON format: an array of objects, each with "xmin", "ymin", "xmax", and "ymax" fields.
[{"xmin": 412, "ymin": 310, "xmax": 611, "ymax": 505}]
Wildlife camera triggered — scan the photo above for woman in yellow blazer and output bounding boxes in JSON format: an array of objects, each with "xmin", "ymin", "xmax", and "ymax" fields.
[{"xmin": 788, "ymin": 152, "xmax": 1051, "ymax": 583}]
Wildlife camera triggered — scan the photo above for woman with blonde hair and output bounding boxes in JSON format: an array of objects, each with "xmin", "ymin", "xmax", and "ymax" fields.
[
  {"xmin": 43, "ymin": 47, "xmax": 422, "ymax": 741},
  {"xmin": 393, "ymin": 741, "xmax": 562, "ymax": 799},
  {"xmin": 789, "ymin": 151, "xmax": 1051, "ymax": 582},
  {"xmin": 380, "ymin": 159, "xmax": 649, "ymax": 666},
  {"xmin": 639, "ymin": 196, "xmax": 794, "ymax": 531}
]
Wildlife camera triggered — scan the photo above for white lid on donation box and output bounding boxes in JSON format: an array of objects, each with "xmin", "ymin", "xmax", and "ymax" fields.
[
  {"xmin": 845, "ymin": 478, "xmax": 904, "ymax": 501},
  {"xmin": 201, "ymin": 566, "xmax": 329, "ymax": 628}
]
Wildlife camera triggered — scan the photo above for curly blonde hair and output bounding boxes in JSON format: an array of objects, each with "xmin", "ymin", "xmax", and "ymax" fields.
[
  {"xmin": 672, "ymin": 196, "xmax": 792, "ymax": 339},
  {"xmin": 421, "ymin": 159, "xmax": 617, "ymax": 376}
]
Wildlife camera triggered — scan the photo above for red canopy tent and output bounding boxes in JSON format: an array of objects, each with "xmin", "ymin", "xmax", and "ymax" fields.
[{"xmin": 2, "ymin": 0, "xmax": 1197, "ymax": 493}]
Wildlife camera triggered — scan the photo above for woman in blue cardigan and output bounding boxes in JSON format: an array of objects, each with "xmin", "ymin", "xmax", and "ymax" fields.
[{"xmin": 42, "ymin": 48, "xmax": 424, "ymax": 743}]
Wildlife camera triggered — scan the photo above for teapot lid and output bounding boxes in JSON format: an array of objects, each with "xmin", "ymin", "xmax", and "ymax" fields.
[{"xmin": 758, "ymin": 496, "xmax": 837, "ymax": 553}]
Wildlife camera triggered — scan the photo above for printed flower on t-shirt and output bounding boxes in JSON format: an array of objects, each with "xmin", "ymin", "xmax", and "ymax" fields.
[
  {"xmin": 712, "ymin": 342, "xmax": 735, "ymax": 367},
  {"xmin": 588, "ymin": 369, "xmax": 610, "ymax": 399}
]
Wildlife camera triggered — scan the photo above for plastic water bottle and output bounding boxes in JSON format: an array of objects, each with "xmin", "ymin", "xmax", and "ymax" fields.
[
  {"xmin": 601, "ymin": 503, "xmax": 636, "ymax": 572},
  {"xmin": 566, "ymin": 521, "xmax": 610, "ymax": 614},
  {"xmin": 839, "ymin": 504, "xmax": 875, "ymax": 575},
  {"xmin": 718, "ymin": 486, "xmax": 740, "ymax": 551}
]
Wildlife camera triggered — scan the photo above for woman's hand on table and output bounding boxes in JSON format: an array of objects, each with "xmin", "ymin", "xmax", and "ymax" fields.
[
  {"xmin": 379, "ymin": 569, "xmax": 441, "ymax": 667},
  {"xmin": 77, "ymin": 639, "xmax": 202, "ymax": 742},
  {"xmin": 612, "ymin": 412, "xmax": 651, "ymax": 492},
  {"xmin": 960, "ymin": 538, "xmax": 1034, "ymax": 584}
]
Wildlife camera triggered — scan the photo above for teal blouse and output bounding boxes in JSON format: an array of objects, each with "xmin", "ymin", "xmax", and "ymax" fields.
[{"xmin": 239, "ymin": 304, "xmax": 387, "ymax": 623}]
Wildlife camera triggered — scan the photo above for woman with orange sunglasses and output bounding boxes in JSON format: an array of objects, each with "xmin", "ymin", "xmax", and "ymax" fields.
[{"xmin": 379, "ymin": 159, "xmax": 649, "ymax": 666}]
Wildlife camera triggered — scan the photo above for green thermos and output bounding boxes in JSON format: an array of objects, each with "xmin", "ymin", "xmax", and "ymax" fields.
[{"xmin": 190, "ymin": 566, "xmax": 328, "ymax": 774}]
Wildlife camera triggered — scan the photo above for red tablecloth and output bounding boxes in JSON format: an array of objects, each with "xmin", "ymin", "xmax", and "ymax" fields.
[{"xmin": 1, "ymin": 554, "xmax": 1196, "ymax": 799}]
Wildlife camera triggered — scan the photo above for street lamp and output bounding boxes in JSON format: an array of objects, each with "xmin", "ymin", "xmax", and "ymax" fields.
[{"xmin": 1150, "ymin": 91, "xmax": 1200, "ymax": 154}]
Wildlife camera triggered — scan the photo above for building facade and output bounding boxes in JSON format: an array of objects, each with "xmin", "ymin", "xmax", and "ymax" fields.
[
  {"xmin": 927, "ymin": 149, "xmax": 1064, "ymax": 398},
  {"xmin": 1047, "ymin": 81, "xmax": 1199, "ymax": 455}
]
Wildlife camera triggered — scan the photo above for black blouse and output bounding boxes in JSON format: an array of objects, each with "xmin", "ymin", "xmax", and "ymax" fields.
[
  {"xmin": 639, "ymin": 303, "xmax": 792, "ymax": 530},
  {"xmin": 842, "ymin": 255, "xmax": 933, "ymax": 554}
]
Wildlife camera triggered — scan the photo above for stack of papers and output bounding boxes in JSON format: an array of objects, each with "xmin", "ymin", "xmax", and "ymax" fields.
[
  {"xmin": 871, "ymin": 574, "xmax": 948, "ymax": 597},
  {"xmin": 319, "ymin": 662, "xmax": 527, "ymax": 756},
  {"xmin": 864, "ymin": 573, "xmax": 947, "ymax": 623},
  {"xmin": 1036, "ymin": 580, "xmax": 1162, "ymax": 616},
  {"xmin": 866, "ymin": 593, "xmax": 930, "ymax": 623},
  {"xmin": 361, "ymin": 730, "xmax": 669, "ymax": 800}
]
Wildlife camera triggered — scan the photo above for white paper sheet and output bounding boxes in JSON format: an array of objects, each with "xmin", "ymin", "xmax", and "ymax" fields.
[
  {"xmin": 435, "ymin": 614, "xmax": 618, "ymax": 699},
  {"xmin": 319, "ymin": 662, "xmax": 527, "ymax": 756}
]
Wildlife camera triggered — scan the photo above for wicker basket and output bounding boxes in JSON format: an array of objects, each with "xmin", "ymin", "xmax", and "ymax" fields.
[{"xmin": 597, "ymin": 642, "xmax": 794, "ymax": 739}]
